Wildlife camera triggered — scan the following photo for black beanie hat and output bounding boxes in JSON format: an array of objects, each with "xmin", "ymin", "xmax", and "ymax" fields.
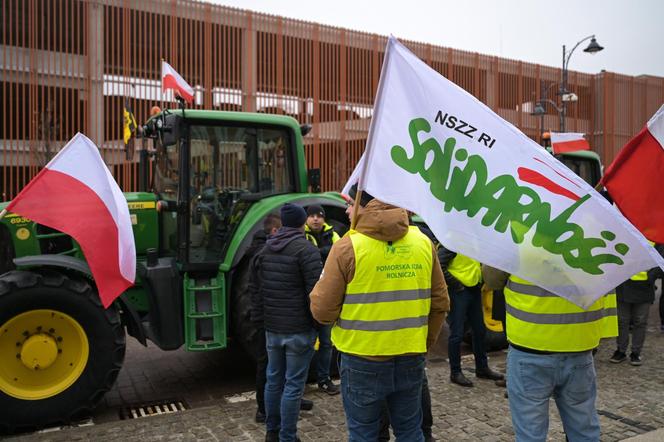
[
  {"xmin": 306, "ymin": 205, "xmax": 325, "ymax": 218},
  {"xmin": 348, "ymin": 184, "xmax": 375, "ymax": 207},
  {"xmin": 280, "ymin": 203, "xmax": 307, "ymax": 228}
]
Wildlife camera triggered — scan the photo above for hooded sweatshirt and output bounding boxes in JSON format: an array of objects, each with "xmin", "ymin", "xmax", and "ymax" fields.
[
  {"xmin": 310, "ymin": 200, "xmax": 450, "ymax": 356},
  {"xmin": 250, "ymin": 226, "xmax": 323, "ymax": 333}
]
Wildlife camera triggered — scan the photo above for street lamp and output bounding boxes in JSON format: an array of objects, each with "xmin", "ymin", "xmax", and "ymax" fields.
[
  {"xmin": 531, "ymin": 97, "xmax": 563, "ymax": 142},
  {"xmin": 531, "ymin": 82, "xmax": 563, "ymax": 143},
  {"xmin": 560, "ymin": 35, "xmax": 604, "ymax": 131}
]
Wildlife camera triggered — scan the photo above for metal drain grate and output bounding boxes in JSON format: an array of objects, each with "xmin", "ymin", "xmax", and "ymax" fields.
[{"xmin": 119, "ymin": 399, "xmax": 189, "ymax": 420}]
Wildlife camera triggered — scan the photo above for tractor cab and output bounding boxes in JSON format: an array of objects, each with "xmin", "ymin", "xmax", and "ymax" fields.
[{"xmin": 144, "ymin": 110, "xmax": 304, "ymax": 268}]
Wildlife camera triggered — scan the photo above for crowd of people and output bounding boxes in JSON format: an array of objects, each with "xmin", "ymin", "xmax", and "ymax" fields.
[{"xmin": 246, "ymin": 190, "xmax": 664, "ymax": 442}]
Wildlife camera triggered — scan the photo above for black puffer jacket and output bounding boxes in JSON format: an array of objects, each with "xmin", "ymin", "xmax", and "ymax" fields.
[
  {"xmin": 617, "ymin": 244, "xmax": 664, "ymax": 304},
  {"xmin": 250, "ymin": 227, "xmax": 323, "ymax": 333},
  {"xmin": 437, "ymin": 245, "xmax": 465, "ymax": 293}
]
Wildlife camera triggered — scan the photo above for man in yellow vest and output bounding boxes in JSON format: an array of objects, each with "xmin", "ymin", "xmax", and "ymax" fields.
[
  {"xmin": 610, "ymin": 241, "xmax": 660, "ymax": 365},
  {"xmin": 310, "ymin": 188, "xmax": 449, "ymax": 441},
  {"xmin": 439, "ymin": 245, "xmax": 504, "ymax": 387},
  {"xmin": 483, "ymin": 265, "xmax": 617, "ymax": 441},
  {"xmin": 305, "ymin": 204, "xmax": 341, "ymax": 395}
]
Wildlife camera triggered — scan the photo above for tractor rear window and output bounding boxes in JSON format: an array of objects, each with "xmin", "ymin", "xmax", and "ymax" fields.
[
  {"xmin": 558, "ymin": 156, "xmax": 601, "ymax": 187},
  {"xmin": 188, "ymin": 125, "xmax": 294, "ymax": 195}
]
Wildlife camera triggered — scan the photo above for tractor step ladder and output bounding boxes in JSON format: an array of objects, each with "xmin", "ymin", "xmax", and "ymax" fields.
[{"xmin": 183, "ymin": 274, "xmax": 226, "ymax": 351}]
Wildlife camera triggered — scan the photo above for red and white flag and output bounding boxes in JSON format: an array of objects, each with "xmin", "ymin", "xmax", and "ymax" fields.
[
  {"xmin": 600, "ymin": 104, "xmax": 664, "ymax": 243},
  {"xmin": 5, "ymin": 133, "xmax": 136, "ymax": 308},
  {"xmin": 161, "ymin": 60, "xmax": 194, "ymax": 103},
  {"xmin": 550, "ymin": 132, "xmax": 590, "ymax": 154}
]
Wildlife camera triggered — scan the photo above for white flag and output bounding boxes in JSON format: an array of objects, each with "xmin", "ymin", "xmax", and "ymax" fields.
[{"xmin": 346, "ymin": 37, "xmax": 664, "ymax": 309}]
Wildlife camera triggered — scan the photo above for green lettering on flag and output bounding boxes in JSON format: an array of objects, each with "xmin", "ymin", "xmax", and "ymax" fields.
[{"xmin": 390, "ymin": 117, "xmax": 629, "ymax": 275}]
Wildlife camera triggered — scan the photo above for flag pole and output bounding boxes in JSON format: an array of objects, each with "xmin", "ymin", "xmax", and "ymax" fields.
[
  {"xmin": 0, "ymin": 209, "xmax": 6, "ymax": 220},
  {"xmin": 350, "ymin": 36, "xmax": 396, "ymax": 230}
]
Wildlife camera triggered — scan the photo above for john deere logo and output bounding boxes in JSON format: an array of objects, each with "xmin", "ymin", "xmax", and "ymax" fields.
[{"xmin": 385, "ymin": 243, "xmax": 413, "ymax": 260}]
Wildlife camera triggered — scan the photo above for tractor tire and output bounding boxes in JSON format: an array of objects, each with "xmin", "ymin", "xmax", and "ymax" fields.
[
  {"xmin": 0, "ymin": 270, "xmax": 125, "ymax": 433},
  {"xmin": 230, "ymin": 259, "xmax": 260, "ymax": 360}
]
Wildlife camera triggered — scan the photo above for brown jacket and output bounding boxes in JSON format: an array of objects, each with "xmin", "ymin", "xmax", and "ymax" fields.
[{"xmin": 310, "ymin": 200, "xmax": 450, "ymax": 358}]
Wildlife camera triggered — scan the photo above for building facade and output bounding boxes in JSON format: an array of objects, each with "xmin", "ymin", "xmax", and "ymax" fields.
[{"xmin": 1, "ymin": 0, "xmax": 663, "ymax": 198}]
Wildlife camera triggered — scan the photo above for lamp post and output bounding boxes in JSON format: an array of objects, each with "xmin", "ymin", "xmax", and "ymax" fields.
[{"xmin": 560, "ymin": 35, "xmax": 604, "ymax": 131}]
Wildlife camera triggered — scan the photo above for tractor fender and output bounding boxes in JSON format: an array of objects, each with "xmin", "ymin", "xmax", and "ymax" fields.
[
  {"xmin": 12, "ymin": 255, "xmax": 147, "ymax": 346},
  {"xmin": 229, "ymin": 193, "xmax": 347, "ymax": 269},
  {"xmin": 14, "ymin": 255, "xmax": 92, "ymax": 277}
]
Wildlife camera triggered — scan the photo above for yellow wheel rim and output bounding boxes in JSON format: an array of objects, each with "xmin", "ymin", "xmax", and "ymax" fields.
[{"xmin": 0, "ymin": 309, "xmax": 89, "ymax": 400}]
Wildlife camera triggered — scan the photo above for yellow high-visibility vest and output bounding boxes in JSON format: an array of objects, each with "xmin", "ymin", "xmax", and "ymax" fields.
[
  {"xmin": 305, "ymin": 223, "xmax": 340, "ymax": 246},
  {"xmin": 601, "ymin": 292, "xmax": 618, "ymax": 338},
  {"xmin": 504, "ymin": 275, "xmax": 614, "ymax": 352},
  {"xmin": 447, "ymin": 253, "xmax": 482, "ymax": 287},
  {"xmin": 630, "ymin": 271, "xmax": 648, "ymax": 281},
  {"xmin": 331, "ymin": 226, "xmax": 433, "ymax": 356}
]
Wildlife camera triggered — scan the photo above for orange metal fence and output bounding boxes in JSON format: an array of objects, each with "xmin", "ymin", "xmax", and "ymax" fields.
[{"xmin": 2, "ymin": 0, "xmax": 663, "ymax": 198}]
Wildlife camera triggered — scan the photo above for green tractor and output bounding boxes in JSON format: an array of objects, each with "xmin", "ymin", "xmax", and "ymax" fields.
[{"xmin": 0, "ymin": 109, "xmax": 348, "ymax": 432}]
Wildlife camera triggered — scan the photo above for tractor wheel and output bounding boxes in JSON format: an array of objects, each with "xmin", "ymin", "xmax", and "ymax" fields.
[
  {"xmin": 0, "ymin": 270, "xmax": 125, "ymax": 433},
  {"xmin": 230, "ymin": 259, "xmax": 260, "ymax": 360}
]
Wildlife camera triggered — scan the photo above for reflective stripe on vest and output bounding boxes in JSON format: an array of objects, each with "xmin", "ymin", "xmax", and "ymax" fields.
[
  {"xmin": 504, "ymin": 275, "xmax": 605, "ymax": 352},
  {"xmin": 447, "ymin": 253, "xmax": 482, "ymax": 287},
  {"xmin": 331, "ymin": 226, "xmax": 432, "ymax": 356}
]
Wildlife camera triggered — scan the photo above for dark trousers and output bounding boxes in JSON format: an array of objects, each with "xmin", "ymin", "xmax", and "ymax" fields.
[
  {"xmin": 616, "ymin": 301, "xmax": 650, "ymax": 355},
  {"xmin": 256, "ymin": 326, "xmax": 268, "ymax": 414},
  {"xmin": 378, "ymin": 371, "xmax": 433, "ymax": 441},
  {"xmin": 448, "ymin": 284, "xmax": 487, "ymax": 374}
]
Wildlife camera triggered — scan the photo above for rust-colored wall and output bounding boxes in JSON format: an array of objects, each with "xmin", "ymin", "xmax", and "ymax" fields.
[{"xmin": 1, "ymin": 0, "xmax": 662, "ymax": 198}]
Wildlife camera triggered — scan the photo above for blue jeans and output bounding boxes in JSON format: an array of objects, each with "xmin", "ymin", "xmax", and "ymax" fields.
[
  {"xmin": 507, "ymin": 346, "xmax": 600, "ymax": 442},
  {"xmin": 265, "ymin": 329, "xmax": 316, "ymax": 442},
  {"xmin": 448, "ymin": 285, "xmax": 488, "ymax": 374},
  {"xmin": 340, "ymin": 353, "xmax": 425, "ymax": 442},
  {"xmin": 316, "ymin": 324, "xmax": 334, "ymax": 383}
]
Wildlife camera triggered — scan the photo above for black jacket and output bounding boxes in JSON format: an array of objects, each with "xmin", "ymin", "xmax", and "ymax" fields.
[
  {"xmin": 250, "ymin": 227, "xmax": 323, "ymax": 333},
  {"xmin": 437, "ymin": 245, "xmax": 465, "ymax": 293},
  {"xmin": 617, "ymin": 244, "xmax": 664, "ymax": 304}
]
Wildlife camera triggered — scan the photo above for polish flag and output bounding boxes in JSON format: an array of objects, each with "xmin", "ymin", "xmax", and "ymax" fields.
[
  {"xmin": 161, "ymin": 60, "xmax": 194, "ymax": 103},
  {"xmin": 550, "ymin": 132, "xmax": 591, "ymax": 154},
  {"xmin": 600, "ymin": 105, "xmax": 664, "ymax": 243},
  {"xmin": 5, "ymin": 133, "xmax": 136, "ymax": 308}
]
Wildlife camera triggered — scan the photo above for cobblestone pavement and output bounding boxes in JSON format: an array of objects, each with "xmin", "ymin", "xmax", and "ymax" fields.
[{"xmin": 9, "ymin": 304, "xmax": 664, "ymax": 441}]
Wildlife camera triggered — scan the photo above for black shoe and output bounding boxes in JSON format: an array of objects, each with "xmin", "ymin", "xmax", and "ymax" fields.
[
  {"xmin": 609, "ymin": 350, "xmax": 627, "ymax": 363},
  {"xmin": 300, "ymin": 398, "xmax": 314, "ymax": 411},
  {"xmin": 495, "ymin": 378, "xmax": 507, "ymax": 388},
  {"xmin": 450, "ymin": 372, "xmax": 474, "ymax": 387},
  {"xmin": 629, "ymin": 352, "xmax": 643, "ymax": 366},
  {"xmin": 476, "ymin": 367, "xmax": 504, "ymax": 381},
  {"xmin": 255, "ymin": 409, "xmax": 266, "ymax": 423},
  {"xmin": 265, "ymin": 430, "xmax": 279, "ymax": 442},
  {"xmin": 318, "ymin": 378, "xmax": 340, "ymax": 395}
]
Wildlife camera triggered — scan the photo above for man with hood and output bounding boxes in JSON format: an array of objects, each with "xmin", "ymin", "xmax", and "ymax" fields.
[
  {"xmin": 310, "ymin": 186, "xmax": 450, "ymax": 441},
  {"xmin": 250, "ymin": 203, "xmax": 323, "ymax": 442}
]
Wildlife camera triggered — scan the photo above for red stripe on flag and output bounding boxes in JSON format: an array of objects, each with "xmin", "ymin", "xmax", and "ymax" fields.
[
  {"xmin": 6, "ymin": 170, "xmax": 132, "ymax": 307},
  {"xmin": 518, "ymin": 167, "xmax": 581, "ymax": 201},
  {"xmin": 162, "ymin": 73, "xmax": 194, "ymax": 102},
  {"xmin": 601, "ymin": 127, "xmax": 664, "ymax": 242},
  {"xmin": 552, "ymin": 139, "xmax": 590, "ymax": 154}
]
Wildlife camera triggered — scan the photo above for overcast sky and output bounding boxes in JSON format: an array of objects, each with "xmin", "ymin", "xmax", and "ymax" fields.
[{"xmin": 208, "ymin": 0, "xmax": 664, "ymax": 78}]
